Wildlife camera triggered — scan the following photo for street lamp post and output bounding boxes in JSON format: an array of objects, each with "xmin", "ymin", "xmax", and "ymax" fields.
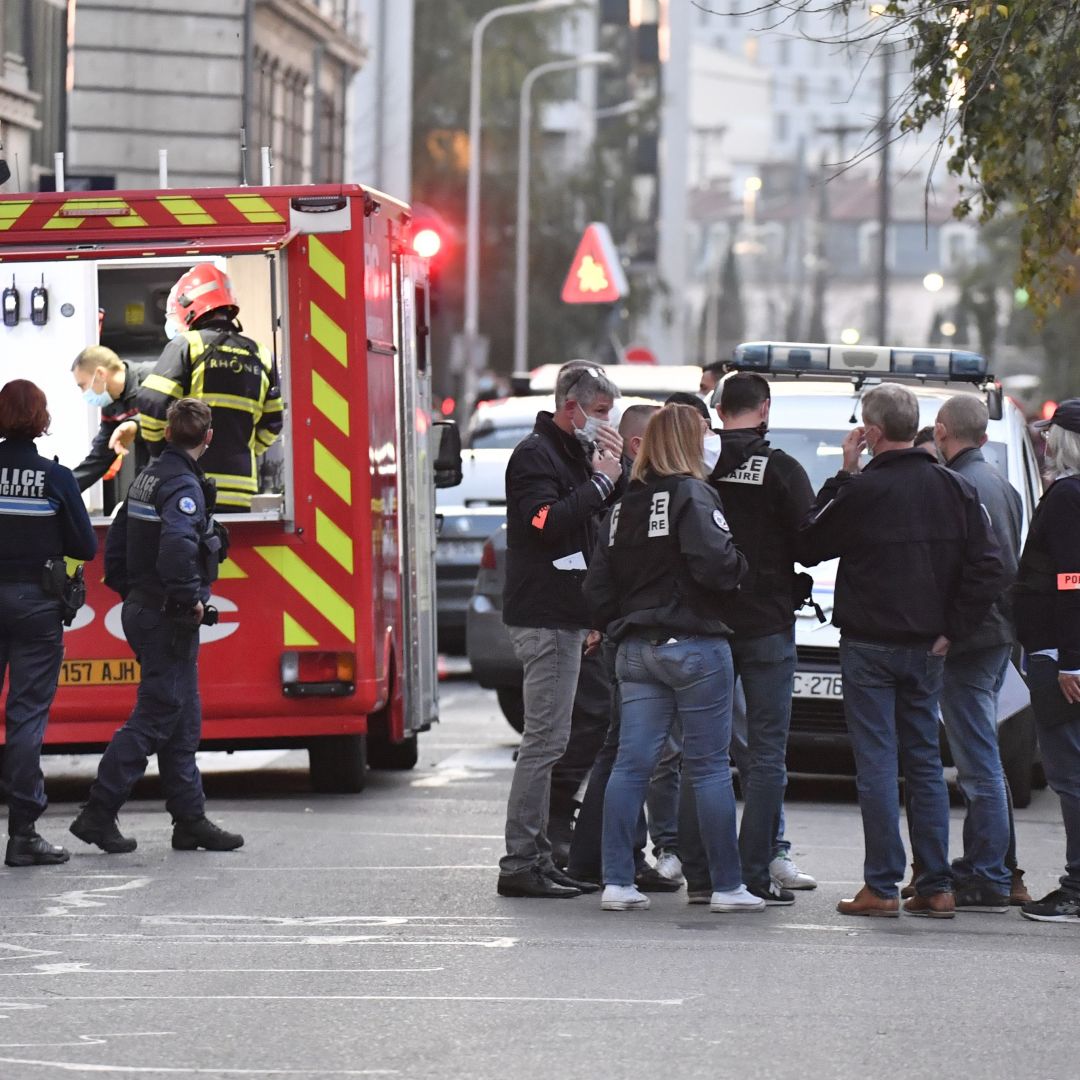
[
  {"xmin": 514, "ymin": 52, "xmax": 614, "ymax": 372},
  {"xmin": 464, "ymin": 0, "xmax": 583, "ymax": 391}
]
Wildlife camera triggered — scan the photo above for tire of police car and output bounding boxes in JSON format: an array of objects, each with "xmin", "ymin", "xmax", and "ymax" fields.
[
  {"xmin": 496, "ymin": 687, "xmax": 525, "ymax": 735},
  {"xmin": 367, "ymin": 732, "xmax": 419, "ymax": 770},
  {"xmin": 308, "ymin": 734, "xmax": 367, "ymax": 793},
  {"xmin": 997, "ymin": 706, "xmax": 1036, "ymax": 810}
]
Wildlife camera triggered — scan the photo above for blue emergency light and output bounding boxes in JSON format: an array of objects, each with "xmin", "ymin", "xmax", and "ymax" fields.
[{"xmin": 730, "ymin": 342, "xmax": 989, "ymax": 382}]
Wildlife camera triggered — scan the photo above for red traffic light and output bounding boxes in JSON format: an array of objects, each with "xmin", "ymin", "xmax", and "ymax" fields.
[{"xmin": 413, "ymin": 228, "xmax": 443, "ymax": 259}]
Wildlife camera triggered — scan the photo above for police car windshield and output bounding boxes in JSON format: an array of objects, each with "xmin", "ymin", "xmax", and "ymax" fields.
[{"xmin": 766, "ymin": 429, "xmax": 1008, "ymax": 491}]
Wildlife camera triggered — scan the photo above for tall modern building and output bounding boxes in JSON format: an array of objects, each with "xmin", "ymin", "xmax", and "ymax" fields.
[{"xmin": 65, "ymin": 0, "xmax": 364, "ymax": 190}]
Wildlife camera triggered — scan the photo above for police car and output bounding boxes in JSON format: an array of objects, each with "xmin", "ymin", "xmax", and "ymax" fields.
[{"xmin": 724, "ymin": 342, "xmax": 1044, "ymax": 804}]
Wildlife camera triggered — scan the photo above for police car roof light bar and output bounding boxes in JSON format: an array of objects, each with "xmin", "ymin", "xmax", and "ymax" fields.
[{"xmin": 729, "ymin": 342, "xmax": 990, "ymax": 385}]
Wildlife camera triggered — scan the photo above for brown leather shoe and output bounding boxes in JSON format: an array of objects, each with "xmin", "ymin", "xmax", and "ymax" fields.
[
  {"xmin": 837, "ymin": 885, "xmax": 900, "ymax": 917},
  {"xmin": 1009, "ymin": 868, "xmax": 1032, "ymax": 906},
  {"xmin": 902, "ymin": 891, "xmax": 956, "ymax": 918}
]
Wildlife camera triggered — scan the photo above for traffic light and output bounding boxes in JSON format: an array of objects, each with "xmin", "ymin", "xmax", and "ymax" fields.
[{"xmin": 409, "ymin": 203, "xmax": 453, "ymax": 317}]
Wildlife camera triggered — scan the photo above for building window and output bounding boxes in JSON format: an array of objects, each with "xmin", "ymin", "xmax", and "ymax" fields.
[
  {"xmin": 940, "ymin": 223, "xmax": 975, "ymax": 271},
  {"xmin": 253, "ymin": 48, "xmax": 309, "ymax": 184},
  {"xmin": 858, "ymin": 222, "xmax": 895, "ymax": 271},
  {"xmin": 775, "ymin": 112, "xmax": 788, "ymax": 142},
  {"xmin": 778, "ymin": 38, "xmax": 790, "ymax": 65},
  {"xmin": 317, "ymin": 88, "xmax": 345, "ymax": 182},
  {"xmin": 795, "ymin": 75, "xmax": 808, "ymax": 104}
]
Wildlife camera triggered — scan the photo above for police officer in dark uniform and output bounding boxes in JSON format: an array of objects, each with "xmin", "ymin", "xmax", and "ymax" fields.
[
  {"xmin": 70, "ymin": 398, "xmax": 243, "ymax": 854},
  {"xmin": 0, "ymin": 380, "xmax": 97, "ymax": 867},
  {"xmin": 584, "ymin": 404, "xmax": 757, "ymax": 912},
  {"xmin": 70, "ymin": 345, "xmax": 153, "ymax": 492}
]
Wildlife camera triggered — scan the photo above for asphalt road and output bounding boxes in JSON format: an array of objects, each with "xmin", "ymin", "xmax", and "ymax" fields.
[{"xmin": 2, "ymin": 678, "xmax": 1078, "ymax": 1080}]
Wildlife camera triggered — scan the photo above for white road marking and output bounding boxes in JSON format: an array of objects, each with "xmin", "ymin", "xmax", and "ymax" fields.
[
  {"xmin": 1, "ymin": 965, "xmax": 445, "ymax": 977},
  {"xmin": 0, "ymin": 944, "xmax": 61, "ymax": 962},
  {"xmin": 0, "ymin": 1060, "xmax": 395, "ymax": 1076},
  {"xmin": 41, "ymin": 878, "xmax": 152, "ymax": 918},
  {"xmin": 5, "ymin": 933, "xmax": 517, "ymax": 949},
  {"xmin": 775, "ymin": 923, "xmax": 871, "ymax": 934},
  {"xmin": 0, "ymin": 1034, "xmax": 174, "ymax": 1049},
  {"xmin": 432, "ymin": 747, "xmax": 517, "ymax": 771},
  {"xmin": 410, "ymin": 769, "xmax": 494, "ymax": 788},
  {"xmin": 0, "ymin": 993, "xmax": 682, "ymax": 1006},
  {"xmin": 194, "ymin": 864, "xmax": 495, "ymax": 871}
]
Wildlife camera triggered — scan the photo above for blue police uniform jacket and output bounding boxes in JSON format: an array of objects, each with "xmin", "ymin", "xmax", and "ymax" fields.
[
  {"xmin": 104, "ymin": 444, "xmax": 221, "ymax": 607},
  {"xmin": 0, "ymin": 437, "xmax": 97, "ymax": 576}
]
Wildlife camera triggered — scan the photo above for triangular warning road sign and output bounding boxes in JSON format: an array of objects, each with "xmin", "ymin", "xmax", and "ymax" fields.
[{"xmin": 561, "ymin": 223, "xmax": 629, "ymax": 304}]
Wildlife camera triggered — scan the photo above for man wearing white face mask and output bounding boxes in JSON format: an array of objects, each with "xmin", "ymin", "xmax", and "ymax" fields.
[
  {"xmin": 498, "ymin": 361, "xmax": 624, "ymax": 899},
  {"xmin": 70, "ymin": 346, "xmax": 153, "ymax": 493},
  {"xmin": 679, "ymin": 372, "xmax": 817, "ymax": 906}
]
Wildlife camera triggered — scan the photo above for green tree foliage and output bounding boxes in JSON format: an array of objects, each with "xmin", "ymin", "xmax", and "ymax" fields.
[{"xmin": 758, "ymin": 1, "xmax": 1080, "ymax": 313}]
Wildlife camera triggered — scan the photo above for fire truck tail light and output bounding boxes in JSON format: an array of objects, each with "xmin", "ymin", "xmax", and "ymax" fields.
[{"xmin": 280, "ymin": 651, "xmax": 356, "ymax": 698}]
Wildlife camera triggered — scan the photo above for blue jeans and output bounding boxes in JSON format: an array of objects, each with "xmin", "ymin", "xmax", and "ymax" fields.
[
  {"xmin": 940, "ymin": 645, "xmax": 1012, "ymax": 891},
  {"xmin": 0, "ymin": 582, "xmax": 64, "ymax": 831},
  {"xmin": 646, "ymin": 726, "xmax": 682, "ymax": 854},
  {"xmin": 840, "ymin": 637, "xmax": 951, "ymax": 898},
  {"xmin": 90, "ymin": 602, "xmax": 205, "ymax": 819},
  {"xmin": 602, "ymin": 635, "xmax": 741, "ymax": 891},
  {"xmin": 732, "ymin": 630, "xmax": 796, "ymax": 888},
  {"xmin": 1027, "ymin": 655, "xmax": 1080, "ymax": 895}
]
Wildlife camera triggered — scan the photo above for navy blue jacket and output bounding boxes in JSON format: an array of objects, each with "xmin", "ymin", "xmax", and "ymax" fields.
[
  {"xmin": 0, "ymin": 437, "xmax": 97, "ymax": 578},
  {"xmin": 105, "ymin": 444, "xmax": 221, "ymax": 607}
]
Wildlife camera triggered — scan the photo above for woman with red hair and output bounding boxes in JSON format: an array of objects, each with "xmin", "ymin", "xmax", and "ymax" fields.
[{"xmin": 0, "ymin": 379, "xmax": 97, "ymax": 866}]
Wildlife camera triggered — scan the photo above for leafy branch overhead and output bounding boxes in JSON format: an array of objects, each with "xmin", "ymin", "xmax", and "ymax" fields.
[{"xmin": 742, "ymin": 0, "xmax": 1080, "ymax": 311}]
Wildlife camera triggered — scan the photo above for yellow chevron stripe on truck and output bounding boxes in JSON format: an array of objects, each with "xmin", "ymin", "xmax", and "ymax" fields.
[{"xmin": 254, "ymin": 546, "xmax": 355, "ymax": 642}]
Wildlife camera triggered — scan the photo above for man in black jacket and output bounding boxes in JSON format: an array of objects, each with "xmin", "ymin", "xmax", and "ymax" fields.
[
  {"xmin": 70, "ymin": 346, "xmax": 153, "ymax": 493},
  {"xmin": 498, "ymin": 363, "xmax": 623, "ymax": 899},
  {"xmin": 797, "ymin": 383, "xmax": 1005, "ymax": 918}
]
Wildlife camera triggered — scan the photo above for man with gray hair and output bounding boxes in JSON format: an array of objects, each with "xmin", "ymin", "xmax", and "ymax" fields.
[
  {"xmin": 926, "ymin": 393, "xmax": 1027, "ymax": 910},
  {"xmin": 797, "ymin": 382, "xmax": 1006, "ymax": 919},
  {"xmin": 498, "ymin": 362, "xmax": 623, "ymax": 898}
]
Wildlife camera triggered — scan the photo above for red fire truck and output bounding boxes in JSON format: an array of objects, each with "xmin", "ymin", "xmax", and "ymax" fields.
[{"xmin": 0, "ymin": 184, "xmax": 461, "ymax": 792}]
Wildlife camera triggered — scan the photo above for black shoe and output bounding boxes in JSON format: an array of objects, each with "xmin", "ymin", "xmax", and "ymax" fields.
[
  {"xmin": 498, "ymin": 867, "xmax": 580, "ymax": 898},
  {"xmin": 634, "ymin": 865, "xmax": 683, "ymax": 893},
  {"xmin": 69, "ymin": 804, "xmax": 138, "ymax": 854},
  {"xmin": 172, "ymin": 815, "xmax": 244, "ymax": 852},
  {"xmin": 550, "ymin": 840, "xmax": 571, "ymax": 870},
  {"xmin": 546, "ymin": 867, "xmax": 600, "ymax": 893},
  {"xmin": 747, "ymin": 879, "xmax": 795, "ymax": 906},
  {"xmin": 5, "ymin": 829, "xmax": 70, "ymax": 867},
  {"xmin": 953, "ymin": 878, "xmax": 1009, "ymax": 913},
  {"xmin": 1021, "ymin": 888, "xmax": 1080, "ymax": 923}
]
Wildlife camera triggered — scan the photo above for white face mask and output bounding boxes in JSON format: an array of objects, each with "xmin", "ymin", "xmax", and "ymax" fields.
[
  {"xmin": 703, "ymin": 433, "xmax": 722, "ymax": 471},
  {"xmin": 573, "ymin": 403, "xmax": 607, "ymax": 447}
]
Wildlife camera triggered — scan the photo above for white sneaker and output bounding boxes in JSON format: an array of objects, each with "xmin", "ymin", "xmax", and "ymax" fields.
[
  {"xmin": 710, "ymin": 885, "xmax": 767, "ymax": 913},
  {"xmin": 654, "ymin": 849, "xmax": 685, "ymax": 884},
  {"xmin": 601, "ymin": 885, "xmax": 651, "ymax": 911},
  {"xmin": 769, "ymin": 854, "xmax": 818, "ymax": 890}
]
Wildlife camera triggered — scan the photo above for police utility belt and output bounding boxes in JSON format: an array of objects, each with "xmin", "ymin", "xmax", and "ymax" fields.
[{"xmin": 126, "ymin": 587, "xmax": 220, "ymax": 627}]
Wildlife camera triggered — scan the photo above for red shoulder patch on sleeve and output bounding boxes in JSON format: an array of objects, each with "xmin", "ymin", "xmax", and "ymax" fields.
[{"xmin": 531, "ymin": 505, "xmax": 550, "ymax": 530}]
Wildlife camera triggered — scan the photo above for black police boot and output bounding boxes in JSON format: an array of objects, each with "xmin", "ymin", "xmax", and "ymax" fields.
[
  {"xmin": 5, "ymin": 826, "xmax": 70, "ymax": 867},
  {"xmin": 69, "ymin": 803, "xmax": 138, "ymax": 854},
  {"xmin": 172, "ymin": 815, "xmax": 244, "ymax": 852}
]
